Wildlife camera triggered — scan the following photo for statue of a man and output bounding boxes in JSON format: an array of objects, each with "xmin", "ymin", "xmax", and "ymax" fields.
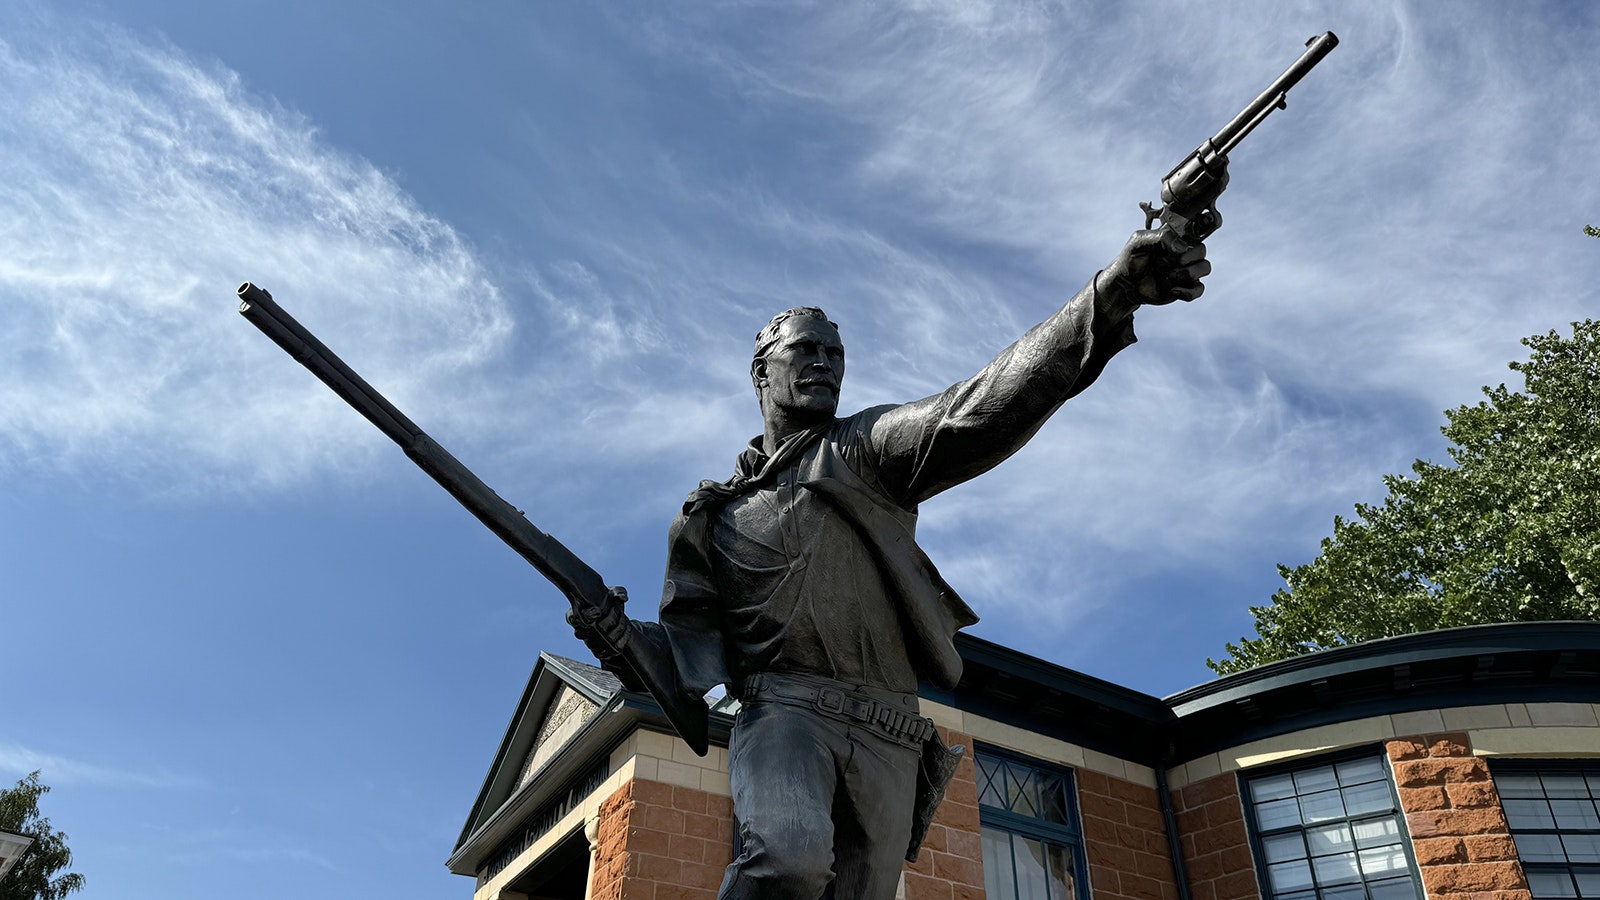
[{"xmin": 571, "ymin": 224, "xmax": 1213, "ymax": 899}]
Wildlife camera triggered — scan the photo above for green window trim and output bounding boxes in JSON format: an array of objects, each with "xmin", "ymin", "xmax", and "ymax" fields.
[
  {"xmin": 1490, "ymin": 759, "xmax": 1600, "ymax": 900},
  {"xmin": 975, "ymin": 743, "xmax": 1090, "ymax": 900},
  {"xmin": 1240, "ymin": 747, "xmax": 1423, "ymax": 900}
]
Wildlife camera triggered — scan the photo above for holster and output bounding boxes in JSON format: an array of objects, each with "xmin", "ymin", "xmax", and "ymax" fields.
[{"xmin": 905, "ymin": 730, "xmax": 965, "ymax": 862}]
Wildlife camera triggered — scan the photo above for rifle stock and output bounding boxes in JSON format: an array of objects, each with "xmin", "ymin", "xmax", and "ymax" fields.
[{"xmin": 237, "ymin": 282, "xmax": 710, "ymax": 755}]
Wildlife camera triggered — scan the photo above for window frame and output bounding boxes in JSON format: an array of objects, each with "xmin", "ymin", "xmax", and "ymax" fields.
[
  {"xmin": 974, "ymin": 742, "xmax": 1091, "ymax": 900},
  {"xmin": 1489, "ymin": 758, "xmax": 1600, "ymax": 900},
  {"xmin": 1238, "ymin": 745, "xmax": 1424, "ymax": 900}
]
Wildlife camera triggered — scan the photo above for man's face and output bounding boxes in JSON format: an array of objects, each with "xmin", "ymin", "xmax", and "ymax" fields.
[{"xmin": 754, "ymin": 317, "xmax": 845, "ymax": 422}]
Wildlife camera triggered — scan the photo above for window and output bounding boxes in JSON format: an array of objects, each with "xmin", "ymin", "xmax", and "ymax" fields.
[
  {"xmin": 976, "ymin": 747, "xmax": 1086, "ymax": 900},
  {"xmin": 1491, "ymin": 761, "xmax": 1600, "ymax": 900},
  {"xmin": 1243, "ymin": 751, "xmax": 1421, "ymax": 900}
]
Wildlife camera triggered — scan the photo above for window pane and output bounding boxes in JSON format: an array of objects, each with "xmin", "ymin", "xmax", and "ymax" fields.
[
  {"xmin": 1560, "ymin": 833, "xmax": 1600, "ymax": 863},
  {"xmin": 1575, "ymin": 871, "xmax": 1600, "ymax": 899},
  {"xmin": 1552, "ymin": 800, "xmax": 1600, "ymax": 830},
  {"xmin": 1529, "ymin": 871, "xmax": 1579, "ymax": 899},
  {"xmin": 1294, "ymin": 766, "xmax": 1340, "ymax": 795},
  {"xmin": 1515, "ymin": 833, "xmax": 1570, "ymax": 863},
  {"xmin": 1337, "ymin": 757, "xmax": 1387, "ymax": 786},
  {"xmin": 1506, "ymin": 799, "xmax": 1558, "ymax": 829},
  {"xmin": 1263, "ymin": 832, "xmax": 1308, "ymax": 864},
  {"xmin": 1358, "ymin": 845, "xmax": 1410, "ymax": 879},
  {"xmin": 1045, "ymin": 841, "xmax": 1077, "ymax": 900},
  {"xmin": 1017, "ymin": 834, "xmax": 1051, "ymax": 900},
  {"xmin": 1268, "ymin": 860, "xmax": 1315, "ymax": 894},
  {"xmin": 1039, "ymin": 774, "xmax": 1070, "ymax": 826},
  {"xmin": 1257, "ymin": 797, "xmax": 1304, "ymax": 830},
  {"xmin": 1496, "ymin": 773, "xmax": 1547, "ymax": 799},
  {"xmin": 1323, "ymin": 883, "xmax": 1368, "ymax": 900},
  {"xmin": 1352, "ymin": 816, "xmax": 1403, "ymax": 848},
  {"xmin": 1312, "ymin": 851, "xmax": 1361, "ymax": 885},
  {"xmin": 1544, "ymin": 776, "xmax": 1591, "ymax": 799},
  {"xmin": 1343, "ymin": 780, "xmax": 1395, "ymax": 817},
  {"xmin": 1367, "ymin": 874, "xmax": 1420, "ymax": 900},
  {"xmin": 979, "ymin": 757, "xmax": 1006, "ymax": 809},
  {"xmin": 1253, "ymin": 773, "xmax": 1297, "ymax": 803},
  {"xmin": 1306, "ymin": 823, "xmax": 1355, "ymax": 856},
  {"xmin": 1012, "ymin": 765, "xmax": 1039, "ymax": 818},
  {"xmin": 983, "ymin": 827, "xmax": 1015, "ymax": 900},
  {"xmin": 1300, "ymin": 789, "xmax": 1347, "ymax": 824}
]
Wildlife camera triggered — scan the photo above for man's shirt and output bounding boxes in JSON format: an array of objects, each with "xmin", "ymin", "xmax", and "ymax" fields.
[{"xmin": 711, "ymin": 425, "xmax": 917, "ymax": 692}]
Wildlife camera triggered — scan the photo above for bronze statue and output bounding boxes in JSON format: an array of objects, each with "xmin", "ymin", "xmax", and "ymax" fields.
[{"xmin": 568, "ymin": 32, "xmax": 1338, "ymax": 900}]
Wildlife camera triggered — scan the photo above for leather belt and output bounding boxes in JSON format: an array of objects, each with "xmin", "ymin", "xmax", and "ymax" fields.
[{"xmin": 739, "ymin": 672, "xmax": 936, "ymax": 750}]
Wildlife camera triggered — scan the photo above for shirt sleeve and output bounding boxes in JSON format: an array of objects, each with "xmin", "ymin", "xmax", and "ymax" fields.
[{"xmin": 865, "ymin": 276, "xmax": 1138, "ymax": 507}]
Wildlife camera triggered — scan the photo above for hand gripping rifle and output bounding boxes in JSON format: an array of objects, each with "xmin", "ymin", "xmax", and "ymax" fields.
[
  {"xmin": 1141, "ymin": 31, "xmax": 1338, "ymax": 241},
  {"xmin": 237, "ymin": 282, "xmax": 710, "ymax": 755}
]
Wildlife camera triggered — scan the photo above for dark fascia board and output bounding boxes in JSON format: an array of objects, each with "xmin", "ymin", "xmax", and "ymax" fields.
[
  {"xmin": 948, "ymin": 633, "xmax": 1173, "ymax": 721},
  {"xmin": 454, "ymin": 652, "xmax": 620, "ymax": 852},
  {"xmin": 927, "ymin": 633, "xmax": 1176, "ymax": 765},
  {"xmin": 1162, "ymin": 621, "xmax": 1600, "ymax": 762},
  {"xmin": 937, "ymin": 623, "xmax": 1600, "ymax": 769},
  {"xmin": 448, "ymin": 689, "xmax": 631, "ymax": 875},
  {"xmin": 1164, "ymin": 621, "xmax": 1600, "ymax": 716}
]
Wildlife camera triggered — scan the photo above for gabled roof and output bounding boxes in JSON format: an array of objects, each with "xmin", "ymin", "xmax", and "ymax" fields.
[{"xmin": 452, "ymin": 653, "xmax": 622, "ymax": 858}]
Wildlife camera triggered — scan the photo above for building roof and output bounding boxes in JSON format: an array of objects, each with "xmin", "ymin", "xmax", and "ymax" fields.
[{"xmin": 449, "ymin": 621, "xmax": 1600, "ymax": 876}]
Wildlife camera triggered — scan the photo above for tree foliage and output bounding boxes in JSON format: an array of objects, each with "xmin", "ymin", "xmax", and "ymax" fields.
[
  {"xmin": 0, "ymin": 772, "xmax": 83, "ymax": 900},
  {"xmin": 1210, "ymin": 320, "xmax": 1600, "ymax": 675}
]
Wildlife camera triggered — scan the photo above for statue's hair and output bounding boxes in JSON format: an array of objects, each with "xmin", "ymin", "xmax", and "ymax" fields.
[{"xmin": 752, "ymin": 307, "xmax": 837, "ymax": 362}]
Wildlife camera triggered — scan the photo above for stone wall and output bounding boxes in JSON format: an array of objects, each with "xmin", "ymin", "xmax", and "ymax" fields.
[
  {"xmin": 1079, "ymin": 770, "xmax": 1180, "ymax": 900},
  {"xmin": 1387, "ymin": 731, "xmax": 1530, "ymax": 900},
  {"xmin": 589, "ymin": 779, "xmax": 735, "ymax": 900},
  {"xmin": 1171, "ymin": 772, "xmax": 1259, "ymax": 900}
]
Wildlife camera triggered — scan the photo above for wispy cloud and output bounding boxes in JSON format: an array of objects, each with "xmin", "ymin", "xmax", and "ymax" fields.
[
  {"xmin": 0, "ymin": 9, "xmax": 509, "ymax": 492},
  {"xmin": 4, "ymin": 2, "xmax": 1597, "ymax": 627},
  {"xmin": 0, "ymin": 742, "xmax": 202, "ymax": 789}
]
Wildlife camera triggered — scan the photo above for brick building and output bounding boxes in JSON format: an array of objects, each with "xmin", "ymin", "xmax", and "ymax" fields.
[{"xmin": 448, "ymin": 622, "xmax": 1600, "ymax": 900}]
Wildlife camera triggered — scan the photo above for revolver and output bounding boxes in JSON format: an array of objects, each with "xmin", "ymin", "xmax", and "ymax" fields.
[{"xmin": 1142, "ymin": 31, "xmax": 1339, "ymax": 241}]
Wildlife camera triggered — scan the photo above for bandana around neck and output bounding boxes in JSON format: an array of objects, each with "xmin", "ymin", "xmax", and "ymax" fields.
[{"xmin": 682, "ymin": 422, "xmax": 832, "ymax": 515}]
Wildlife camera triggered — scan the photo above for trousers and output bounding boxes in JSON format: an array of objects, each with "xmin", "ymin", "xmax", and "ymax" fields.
[{"xmin": 717, "ymin": 687, "xmax": 920, "ymax": 900}]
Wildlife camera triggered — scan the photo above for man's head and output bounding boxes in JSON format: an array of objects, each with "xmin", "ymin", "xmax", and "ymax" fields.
[{"xmin": 751, "ymin": 307, "xmax": 844, "ymax": 429}]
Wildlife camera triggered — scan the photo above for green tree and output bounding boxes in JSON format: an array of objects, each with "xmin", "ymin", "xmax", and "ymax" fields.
[
  {"xmin": 1586, "ymin": 224, "xmax": 1599, "ymax": 238},
  {"xmin": 0, "ymin": 772, "xmax": 83, "ymax": 900},
  {"xmin": 1210, "ymin": 320, "xmax": 1600, "ymax": 675}
]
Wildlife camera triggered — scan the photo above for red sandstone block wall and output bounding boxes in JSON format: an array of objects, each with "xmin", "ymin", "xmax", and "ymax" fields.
[
  {"xmin": 1387, "ymin": 732, "xmax": 1530, "ymax": 900},
  {"xmin": 589, "ymin": 779, "xmax": 735, "ymax": 900},
  {"xmin": 1078, "ymin": 769, "xmax": 1180, "ymax": 900},
  {"xmin": 1172, "ymin": 773, "xmax": 1260, "ymax": 900}
]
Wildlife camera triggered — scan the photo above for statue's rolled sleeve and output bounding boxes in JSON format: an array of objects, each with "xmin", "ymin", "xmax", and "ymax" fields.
[{"xmin": 870, "ymin": 275, "xmax": 1138, "ymax": 505}]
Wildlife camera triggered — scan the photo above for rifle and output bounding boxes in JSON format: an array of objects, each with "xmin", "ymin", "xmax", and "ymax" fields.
[
  {"xmin": 1141, "ymin": 31, "xmax": 1338, "ymax": 241},
  {"xmin": 237, "ymin": 282, "xmax": 710, "ymax": 755}
]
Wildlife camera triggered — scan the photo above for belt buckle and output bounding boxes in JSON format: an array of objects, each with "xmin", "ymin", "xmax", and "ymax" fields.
[{"xmin": 815, "ymin": 687, "xmax": 846, "ymax": 715}]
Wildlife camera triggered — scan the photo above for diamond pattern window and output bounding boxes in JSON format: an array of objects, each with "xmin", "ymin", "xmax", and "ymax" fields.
[{"xmin": 977, "ymin": 748, "xmax": 1087, "ymax": 900}]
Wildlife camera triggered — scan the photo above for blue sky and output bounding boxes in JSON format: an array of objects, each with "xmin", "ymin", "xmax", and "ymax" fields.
[{"xmin": 3, "ymin": 1, "xmax": 1597, "ymax": 897}]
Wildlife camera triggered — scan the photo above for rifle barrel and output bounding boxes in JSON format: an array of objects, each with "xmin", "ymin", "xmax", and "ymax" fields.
[{"xmin": 236, "ymin": 282, "xmax": 607, "ymax": 605}]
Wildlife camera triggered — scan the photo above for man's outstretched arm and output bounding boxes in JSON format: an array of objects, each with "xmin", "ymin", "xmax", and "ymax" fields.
[{"xmin": 868, "ymin": 227, "xmax": 1211, "ymax": 506}]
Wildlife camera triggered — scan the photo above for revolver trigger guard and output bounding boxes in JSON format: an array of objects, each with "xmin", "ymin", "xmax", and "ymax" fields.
[{"xmin": 1139, "ymin": 201, "xmax": 1162, "ymax": 231}]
